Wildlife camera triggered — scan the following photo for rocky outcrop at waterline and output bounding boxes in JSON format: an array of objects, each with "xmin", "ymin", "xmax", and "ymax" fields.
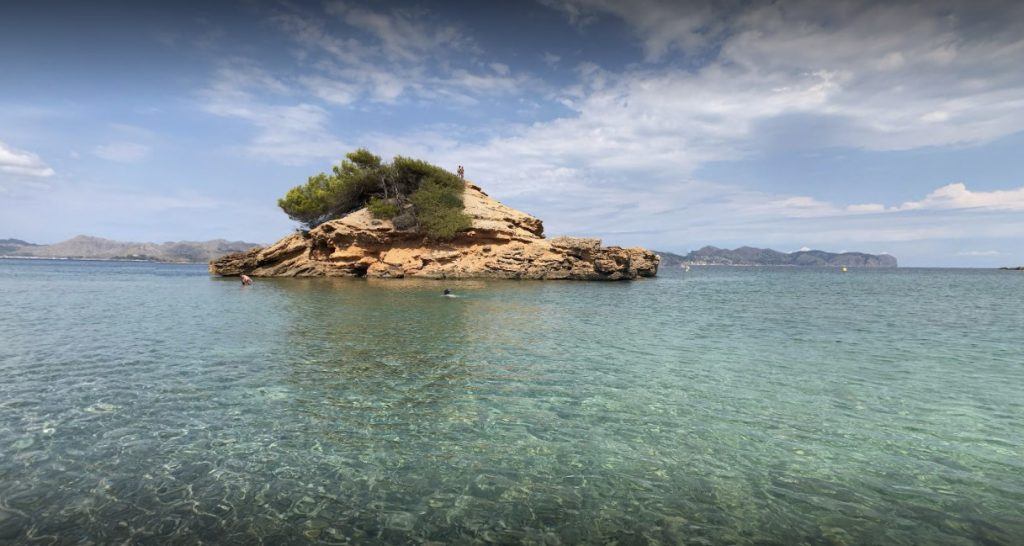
[{"xmin": 210, "ymin": 183, "xmax": 658, "ymax": 280}]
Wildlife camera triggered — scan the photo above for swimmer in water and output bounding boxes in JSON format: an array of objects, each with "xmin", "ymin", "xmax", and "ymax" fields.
[
  {"xmin": 443, "ymin": 288, "xmax": 454, "ymax": 297},
  {"xmin": 241, "ymin": 274, "xmax": 253, "ymax": 286}
]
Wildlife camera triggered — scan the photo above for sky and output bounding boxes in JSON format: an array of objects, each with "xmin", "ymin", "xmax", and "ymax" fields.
[{"xmin": 1, "ymin": 0, "xmax": 1023, "ymax": 267}]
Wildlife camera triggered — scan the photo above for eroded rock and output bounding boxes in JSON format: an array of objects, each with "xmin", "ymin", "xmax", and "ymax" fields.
[{"xmin": 210, "ymin": 183, "xmax": 658, "ymax": 280}]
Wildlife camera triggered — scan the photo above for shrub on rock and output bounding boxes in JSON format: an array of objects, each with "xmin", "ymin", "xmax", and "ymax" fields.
[
  {"xmin": 367, "ymin": 197, "xmax": 399, "ymax": 219},
  {"xmin": 277, "ymin": 149, "xmax": 471, "ymax": 240}
]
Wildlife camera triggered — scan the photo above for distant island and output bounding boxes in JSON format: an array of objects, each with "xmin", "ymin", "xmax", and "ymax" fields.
[
  {"xmin": 0, "ymin": 236, "xmax": 259, "ymax": 263},
  {"xmin": 657, "ymin": 246, "xmax": 898, "ymax": 268}
]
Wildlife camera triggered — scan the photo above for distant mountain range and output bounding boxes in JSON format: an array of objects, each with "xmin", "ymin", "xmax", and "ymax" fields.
[
  {"xmin": 0, "ymin": 236, "xmax": 260, "ymax": 263},
  {"xmin": 657, "ymin": 246, "xmax": 898, "ymax": 268}
]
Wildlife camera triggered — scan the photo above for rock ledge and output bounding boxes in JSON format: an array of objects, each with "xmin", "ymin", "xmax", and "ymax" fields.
[{"xmin": 210, "ymin": 183, "xmax": 658, "ymax": 280}]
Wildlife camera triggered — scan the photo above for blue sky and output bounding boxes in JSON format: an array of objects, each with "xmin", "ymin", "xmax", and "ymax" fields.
[{"xmin": 1, "ymin": 0, "xmax": 1023, "ymax": 266}]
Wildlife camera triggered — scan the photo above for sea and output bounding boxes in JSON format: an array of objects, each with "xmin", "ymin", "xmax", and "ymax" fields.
[{"xmin": 0, "ymin": 258, "xmax": 1021, "ymax": 544}]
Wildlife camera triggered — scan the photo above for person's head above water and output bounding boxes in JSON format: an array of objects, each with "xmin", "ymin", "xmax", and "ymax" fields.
[{"xmin": 443, "ymin": 288, "xmax": 451, "ymax": 295}]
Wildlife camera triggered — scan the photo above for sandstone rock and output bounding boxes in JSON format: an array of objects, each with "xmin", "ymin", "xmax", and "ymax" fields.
[{"xmin": 210, "ymin": 182, "xmax": 659, "ymax": 280}]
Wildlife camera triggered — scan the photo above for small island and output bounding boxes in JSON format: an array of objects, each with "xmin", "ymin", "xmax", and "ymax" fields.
[{"xmin": 211, "ymin": 150, "xmax": 659, "ymax": 280}]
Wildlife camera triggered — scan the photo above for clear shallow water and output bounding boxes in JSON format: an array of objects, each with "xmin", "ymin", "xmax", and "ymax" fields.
[{"xmin": 0, "ymin": 259, "xmax": 1022, "ymax": 545}]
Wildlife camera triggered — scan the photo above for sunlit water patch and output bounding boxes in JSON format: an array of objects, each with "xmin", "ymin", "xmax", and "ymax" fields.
[{"xmin": 0, "ymin": 259, "xmax": 1022, "ymax": 544}]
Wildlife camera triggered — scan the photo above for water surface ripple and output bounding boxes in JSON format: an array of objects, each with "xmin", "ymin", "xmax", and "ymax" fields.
[{"xmin": 0, "ymin": 260, "xmax": 1022, "ymax": 544}]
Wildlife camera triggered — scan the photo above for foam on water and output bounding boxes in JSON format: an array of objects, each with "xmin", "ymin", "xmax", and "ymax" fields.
[{"xmin": 0, "ymin": 259, "xmax": 1022, "ymax": 544}]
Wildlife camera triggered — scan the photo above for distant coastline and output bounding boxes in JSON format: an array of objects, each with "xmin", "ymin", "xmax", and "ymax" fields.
[
  {"xmin": 657, "ymin": 246, "xmax": 898, "ymax": 268},
  {"xmin": 0, "ymin": 255, "xmax": 198, "ymax": 264},
  {"xmin": 0, "ymin": 236, "xmax": 260, "ymax": 264}
]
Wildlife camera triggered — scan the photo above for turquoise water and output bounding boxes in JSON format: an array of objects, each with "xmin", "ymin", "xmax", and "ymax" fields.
[{"xmin": 0, "ymin": 259, "xmax": 1021, "ymax": 545}]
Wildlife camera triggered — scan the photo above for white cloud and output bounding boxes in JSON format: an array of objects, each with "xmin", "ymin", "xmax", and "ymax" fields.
[
  {"xmin": 921, "ymin": 111, "xmax": 950, "ymax": 123},
  {"xmin": 299, "ymin": 75, "xmax": 359, "ymax": 106},
  {"xmin": 845, "ymin": 203, "xmax": 887, "ymax": 213},
  {"xmin": 896, "ymin": 183, "xmax": 1024, "ymax": 212},
  {"xmin": 199, "ymin": 65, "xmax": 347, "ymax": 164},
  {"xmin": 324, "ymin": 2, "xmax": 473, "ymax": 61},
  {"xmin": 489, "ymin": 63, "xmax": 511, "ymax": 76},
  {"xmin": 957, "ymin": 250, "xmax": 1001, "ymax": 257},
  {"xmin": 93, "ymin": 142, "xmax": 151, "ymax": 163},
  {"xmin": 270, "ymin": 4, "xmax": 528, "ymax": 107},
  {"xmin": 0, "ymin": 140, "xmax": 54, "ymax": 177},
  {"xmin": 541, "ymin": 0, "xmax": 723, "ymax": 60},
  {"xmin": 444, "ymin": 69, "xmax": 521, "ymax": 94}
]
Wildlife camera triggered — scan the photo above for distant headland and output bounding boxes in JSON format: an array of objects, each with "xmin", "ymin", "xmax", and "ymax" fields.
[
  {"xmin": 657, "ymin": 246, "xmax": 898, "ymax": 268},
  {"xmin": 210, "ymin": 149, "xmax": 658, "ymax": 280},
  {"xmin": 0, "ymin": 236, "xmax": 259, "ymax": 264}
]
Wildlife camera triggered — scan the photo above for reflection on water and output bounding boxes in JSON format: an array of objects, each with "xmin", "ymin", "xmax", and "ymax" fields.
[{"xmin": 1, "ymin": 259, "xmax": 1022, "ymax": 544}]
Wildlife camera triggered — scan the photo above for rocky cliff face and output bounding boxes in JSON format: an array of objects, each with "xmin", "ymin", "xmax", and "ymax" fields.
[{"xmin": 210, "ymin": 183, "xmax": 658, "ymax": 280}]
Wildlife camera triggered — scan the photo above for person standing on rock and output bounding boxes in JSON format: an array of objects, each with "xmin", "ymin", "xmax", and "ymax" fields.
[{"xmin": 457, "ymin": 165, "xmax": 465, "ymax": 179}]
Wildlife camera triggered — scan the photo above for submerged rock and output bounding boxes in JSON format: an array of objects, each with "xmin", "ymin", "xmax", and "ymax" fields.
[{"xmin": 210, "ymin": 183, "xmax": 658, "ymax": 280}]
